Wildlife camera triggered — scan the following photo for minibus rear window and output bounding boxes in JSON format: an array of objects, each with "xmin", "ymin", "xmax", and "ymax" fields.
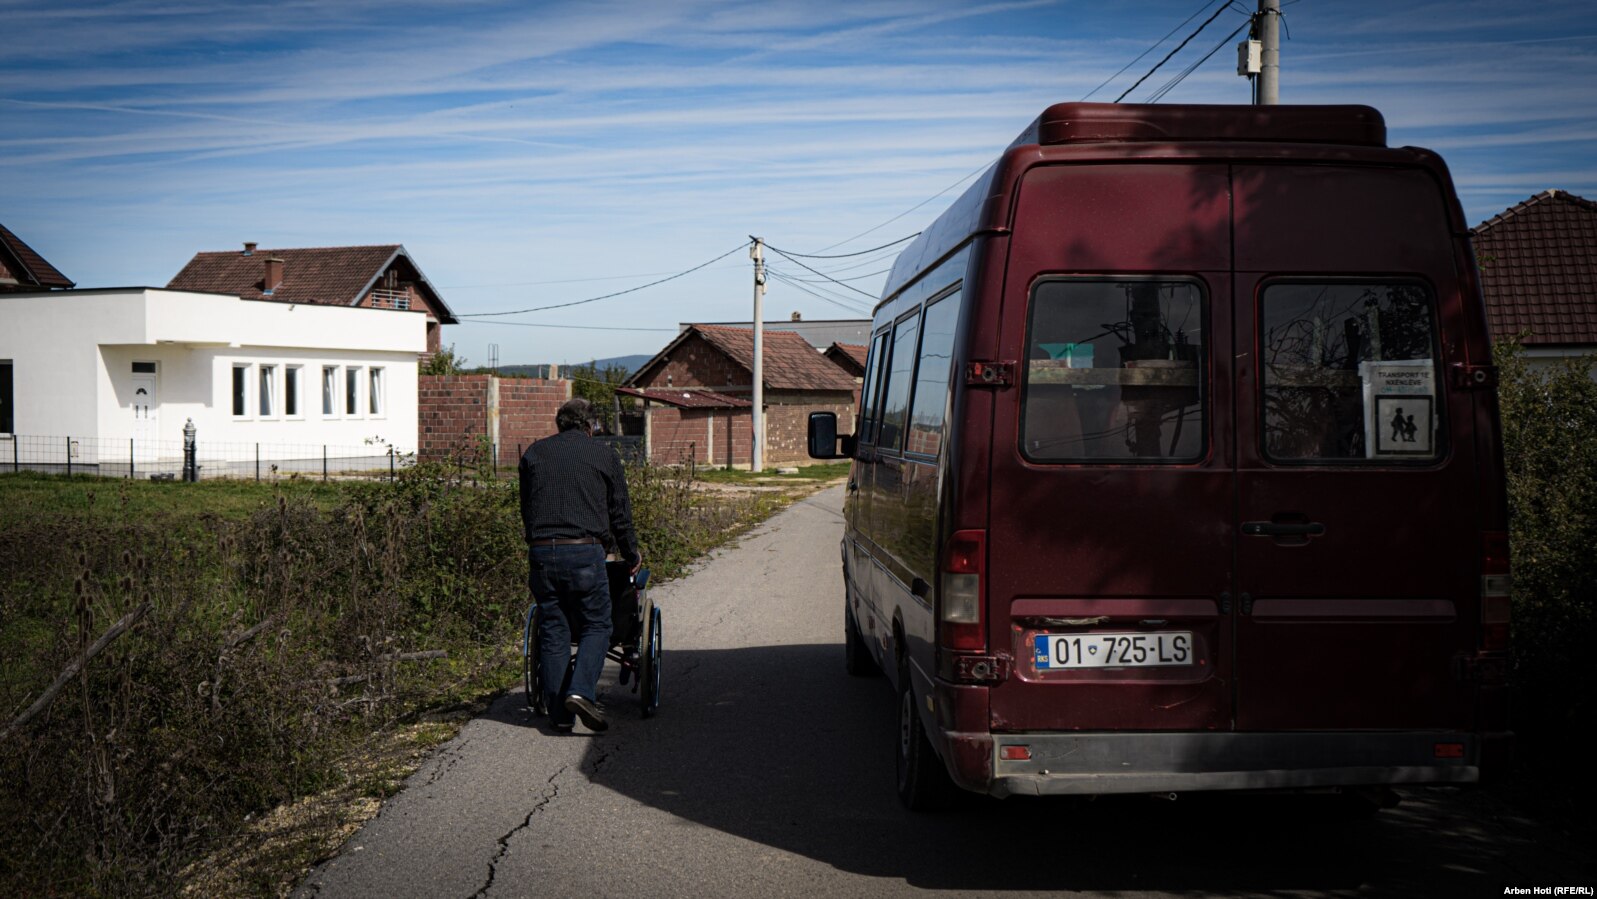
[
  {"xmin": 1021, "ymin": 279, "xmax": 1205, "ymax": 462},
  {"xmin": 1260, "ymin": 282, "xmax": 1442, "ymax": 462}
]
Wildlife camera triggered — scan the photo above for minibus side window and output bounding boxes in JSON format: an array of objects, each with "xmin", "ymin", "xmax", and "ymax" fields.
[
  {"xmin": 1260, "ymin": 282, "xmax": 1443, "ymax": 462},
  {"xmin": 877, "ymin": 312, "xmax": 922, "ymax": 453},
  {"xmin": 905, "ymin": 290, "xmax": 961, "ymax": 458},
  {"xmin": 1021, "ymin": 279, "xmax": 1205, "ymax": 462},
  {"xmin": 858, "ymin": 330, "xmax": 891, "ymax": 446}
]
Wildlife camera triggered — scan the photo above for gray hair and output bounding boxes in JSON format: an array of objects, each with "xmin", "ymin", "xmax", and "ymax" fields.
[{"xmin": 556, "ymin": 397, "xmax": 596, "ymax": 433}]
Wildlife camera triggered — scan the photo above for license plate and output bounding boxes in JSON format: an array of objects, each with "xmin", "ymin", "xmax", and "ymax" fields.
[{"xmin": 1033, "ymin": 632, "xmax": 1194, "ymax": 669}]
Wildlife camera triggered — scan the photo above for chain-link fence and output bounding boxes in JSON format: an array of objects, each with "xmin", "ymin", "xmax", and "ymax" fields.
[{"xmin": 0, "ymin": 434, "xmax": 410, "ymax": 481}]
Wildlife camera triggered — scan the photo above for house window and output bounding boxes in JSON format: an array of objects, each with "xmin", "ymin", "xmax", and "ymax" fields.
[
  {"xmin": 322, "ymin": 366, "xmax": 337, "ymax": 416},
  {"xmin": 259, "ymin": 364, "xmax": 276, "ymax": 417},
  {"xmin": 369, "ymin": 367, "xmax": 384, "ymax": 416},
  {"xmin": 1, "ymin": 360, "xmax": 13, "ymax": 434},
  {"xmin": 285, "ymin": 366, "xmax": 300, "ymax": 417},
  {"xmin": 345, "ymin": 367, "xmax": 360, "ymax": 416},
  {"xmin": 132, "ymin": 361, "xmax": 157, "ymax": 374},
  {"xmin": 232, "ymin": 364, "xmax": 249, "ymax": 417}
]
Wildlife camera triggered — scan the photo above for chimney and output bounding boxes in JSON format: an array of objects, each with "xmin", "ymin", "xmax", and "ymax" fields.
[
  {"xmin": 263, "ymin": 256, "xmax": 284, "ymax": 293},
  {"xmin": 791, "ymin": 311, "xmax": 802, "ymax": 321},
  {"xmin": 242, "ymin": 242, "xmax": 257, "ymax": 256}
]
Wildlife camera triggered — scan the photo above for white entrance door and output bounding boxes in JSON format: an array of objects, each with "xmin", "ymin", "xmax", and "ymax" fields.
[{"xmin": 131, "ymin": 373, "xmax": 158, "ymax": 463}]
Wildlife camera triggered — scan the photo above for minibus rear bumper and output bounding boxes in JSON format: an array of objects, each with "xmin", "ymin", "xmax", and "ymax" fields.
[{"xmin": 952, "ymin": 731, "xmax": 1509, "ymax": 798}]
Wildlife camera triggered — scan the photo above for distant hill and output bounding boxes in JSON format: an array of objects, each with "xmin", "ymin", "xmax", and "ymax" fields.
[{"xmin": 496, "ymin": 353, "xmax": 653, "ymax": 380}]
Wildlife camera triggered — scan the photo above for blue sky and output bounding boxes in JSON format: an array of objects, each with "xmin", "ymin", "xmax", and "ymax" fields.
[{"xmin": 5, "ymin": 0, "xmax": 1596, "ymax": 365}]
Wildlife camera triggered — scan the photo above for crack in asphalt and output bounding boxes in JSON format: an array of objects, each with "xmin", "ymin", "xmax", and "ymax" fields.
[
  {"xmin": 470, "ymin": 763, "xmax": 568, "ymax": 899},
  {"xmin": 423, "ymin": 736, "xmax": 471, "ymax": 788}
]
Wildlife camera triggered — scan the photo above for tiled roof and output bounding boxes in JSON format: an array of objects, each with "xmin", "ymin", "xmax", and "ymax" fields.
[
  {"xmin": 1472, "ymin": 190, "xmax": 1597, "ymax": 346},
  {"xmin": 615, "ymin": 387, "xmax": 751, "ymax": 409},
  {"xmin": 693, "ymin": 325, "xmax": 860, "ymax": 392},
  {"xmin": 0, "ymin": 221, "xmax": 74, "ymax": 289},
  {"xmin": 167, "ymin": 244, "xmax": 457, "ymax": 323},
  {"xmin": 825, "ymin": 341, "xmax": 868, "ymax": 376}
]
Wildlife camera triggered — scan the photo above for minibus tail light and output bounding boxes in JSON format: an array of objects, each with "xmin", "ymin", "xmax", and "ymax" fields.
[
  {"xmin": 1481, "ymin": 531, "xmax": 1511, "ymax": 651},
  {"xmin": 940, "ymin": 530, "xmax": 985, "ymax": 652}
]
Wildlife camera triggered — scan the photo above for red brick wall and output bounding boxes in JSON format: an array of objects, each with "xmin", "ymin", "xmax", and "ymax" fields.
[
  {"xmin": 418, "ymin": 374, "xmax": 491, "ymax": 462},
  {"xmin": 498, "ymin": 378, "xmax": 569, "ymax": 466},
  {"xmin": 646, "ymin": 405, "xmax": 752, "ymax": 466},
  {"xmin": 765, "ymin": 397, "xmax": 854, "ymax": 465},
  {"xmin": 633, "ymin": 333, "xmax": 749, "ymax": 392},
  {"xmin": 417, "ymin": 375, "xmax": 569, "ymax": 464}
]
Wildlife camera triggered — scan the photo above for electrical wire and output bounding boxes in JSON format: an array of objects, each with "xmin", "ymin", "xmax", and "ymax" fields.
[
  {"xmin": 459, "ymin": 241, "xmax": 749, "ymax": 318},
  {"xmin": 765, "ymin": 268, "xmax": 875, "ymax": 316},
  {"xmin": 763, "ymin": 243, "xmax": 880, "ymax": 299},
  {"xmin": 808, "ymin": 164, "xmax": 991, "ymax": 254},
  {"xmin": 1081, "ymin": 0, "xmax": 1222, "ymax": 101},
  {"xmin": 457, "ymin": 320, "xmax": 677, "ymax": 332},
  {"xmin": 1114, "ymin": 0, "xmax": 1234, "ymax": 103},
  {"xmin": 775, "ymin": 267, "xmax": 893, "ymax": 285},
  {"xmin": 442, "ymin": 263, "xmax": 744, "ymax": 290},
  {"xmin": 1146, "ymin": 18, "xmax": 1252, "ymax": 103},
  {"xmin": 765, "ymin": 265, "xmax": 875, "ymax": 310},
  {"xmin": 764, "ymin": 233, "xmax": 920, "ymax": 259}
]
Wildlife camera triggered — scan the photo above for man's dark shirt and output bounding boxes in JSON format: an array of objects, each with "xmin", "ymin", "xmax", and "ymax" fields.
[{"xmin": 518, "ymin": 429, "xmax": 638, "ymax": 561}]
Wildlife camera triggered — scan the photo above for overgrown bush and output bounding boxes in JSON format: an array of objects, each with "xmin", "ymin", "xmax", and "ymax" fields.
[
  {"xmin": 0, "ymin": 460, "xmax": 779, "ymax": 896},
  {"xmin": 1495, "ymin": 347, "xmax": 1597, "ymax": 745}
]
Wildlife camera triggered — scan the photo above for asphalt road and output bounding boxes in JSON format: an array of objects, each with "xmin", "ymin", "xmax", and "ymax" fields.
[{"xmin": 297, "ymin": 485, "xmax": 1591, "ymax": 899}]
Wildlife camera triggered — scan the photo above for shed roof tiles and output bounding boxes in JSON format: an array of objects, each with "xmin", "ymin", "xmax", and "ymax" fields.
[
  {"xmin": 1472, "ymin": 189, "xmax": 1597, "ymax": 346},
  {"xmin": 627, "ymin": 324, "xmax": 859, "ymax": 393}
]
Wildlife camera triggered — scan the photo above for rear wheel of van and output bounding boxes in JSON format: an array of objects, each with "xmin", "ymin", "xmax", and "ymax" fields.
[
  {"xmin": 896, "ymin": 674, "xmax": 958, "ymax": 810},
  {"xmin": 844, "ymin": 602, "xmax": 879, "ymax": 677}
]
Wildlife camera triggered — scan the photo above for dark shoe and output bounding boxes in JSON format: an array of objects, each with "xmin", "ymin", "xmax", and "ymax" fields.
[{"xmin": 564, "ymin": 694, "xmax": 609, "ymax": 732}]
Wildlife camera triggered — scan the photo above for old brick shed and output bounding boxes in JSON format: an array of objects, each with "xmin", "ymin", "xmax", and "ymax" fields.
[{"xmin": 624, "ymin": 324, "xmax": 858, "ymax": 467}]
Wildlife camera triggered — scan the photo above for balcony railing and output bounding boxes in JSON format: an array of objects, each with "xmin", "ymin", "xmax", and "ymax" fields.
[{"xmin": 370, "ymin": 289, "xmax": 411, "ymax": 311}]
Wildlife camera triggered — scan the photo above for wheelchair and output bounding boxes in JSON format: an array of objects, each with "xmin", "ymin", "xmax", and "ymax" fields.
[{"xmin": 523, "ymin": 560, "xmax": 661, "ymax": 718}]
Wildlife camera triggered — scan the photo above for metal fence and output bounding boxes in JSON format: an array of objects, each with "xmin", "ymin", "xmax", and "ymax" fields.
[
  {"xmin": 595, "ymin": 435, "xmax": 645, "ymax": 465},
  {"xmin": 0, "ymin": 434, "xmax": 410, "ymax": 482}
]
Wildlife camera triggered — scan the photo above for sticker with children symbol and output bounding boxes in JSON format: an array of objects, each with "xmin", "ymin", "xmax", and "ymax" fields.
[{"xmin": 1374, "ymin": 396, "xmax": 1433, "ymax": 455}]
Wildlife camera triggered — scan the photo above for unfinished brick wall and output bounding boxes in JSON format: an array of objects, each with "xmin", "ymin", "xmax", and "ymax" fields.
[
  {"xmin": 646, "ymin": 405, "xmax": 751, "ymax": 467},
  {"xmin": 632, "ymin": 333, "xmax": 749, "ymax": 392},
  {"xmin": 765, "ymin": 396, "xmax": 853, "ymax": 465},
  {"xmin": 417, "ymin": 375, "xmax": 569, "ymax": 464},
  {"xmin": 497, "ymin": 378, "xmax": 570, "ymax": 466}
]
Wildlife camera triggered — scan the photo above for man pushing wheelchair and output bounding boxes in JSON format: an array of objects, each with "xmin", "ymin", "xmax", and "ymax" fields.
[{"xmin": 518, "ymin": 397, "xmax": 641, "ymax": 733}]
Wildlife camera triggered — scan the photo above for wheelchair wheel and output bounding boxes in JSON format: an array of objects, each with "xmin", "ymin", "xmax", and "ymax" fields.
[
  {"xmin": 523, "ymin": 602, "xmax": 545, "ymax": 716},
  {"xmin": 640, "ymin": 599, "xmax": 662, "ymax": 717}
]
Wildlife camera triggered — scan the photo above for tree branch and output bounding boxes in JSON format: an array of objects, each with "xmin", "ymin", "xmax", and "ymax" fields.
[{"xmin": 2, "ymin": 602, "xmax": 151, "ymax": 741}]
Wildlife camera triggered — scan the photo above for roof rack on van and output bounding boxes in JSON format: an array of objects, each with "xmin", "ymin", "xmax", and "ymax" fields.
[{"xmin": 1013, "ymin": 103, "xmax": 1387, "ymax": 148}]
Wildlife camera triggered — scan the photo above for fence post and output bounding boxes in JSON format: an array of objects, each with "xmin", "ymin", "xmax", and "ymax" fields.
[
  {"xmin": 183, "ymin": 418, "xmax": 197, "ymax": 482},
  {"xmin": 130, "ymin": 437, "xmax": 135, "ymax": 480},
  {"xmin": 255, "ymin": 443, "xmax": 260, "ymax": 482},
  {"xmin": 322, "ymin": 445, "xmax": 327, "ymax": 482},
  {"xmin": 389, "ymin": 446, "xmax": 395, "ymax": 481},
  {"xmin": 66, "ymin": 436, "xmax": 71, "ymax": 477},
  {"xmin": 12, "ymin": 436, "xmax": 17, "ymax": 473}
]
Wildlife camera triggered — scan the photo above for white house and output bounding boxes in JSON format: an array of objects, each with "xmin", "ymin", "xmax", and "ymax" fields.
[{"xmin": 0, "ymin": 287, "xmax": 424, "ymax": 475}]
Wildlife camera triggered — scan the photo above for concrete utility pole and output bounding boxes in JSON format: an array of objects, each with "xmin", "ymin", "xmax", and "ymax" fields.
[
  {"xmin": 1258, "ymin": 0, "xmax": 1280, "ymax": 105},
  {"xmin": 749, "ymin": 237, "xmax": 766, "ymax": 473}
]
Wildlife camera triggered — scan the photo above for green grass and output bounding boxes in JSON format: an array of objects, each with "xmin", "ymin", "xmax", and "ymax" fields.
[
  {"xmin": 0, "ymin": 471, "xmax": 348, "ymax": 528},
  {"xmin": 691, "ymin": 461, "xmax": 851, "ymax": 485}
]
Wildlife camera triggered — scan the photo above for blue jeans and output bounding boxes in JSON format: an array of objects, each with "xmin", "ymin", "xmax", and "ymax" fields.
[{"xmin": 530, "ymin": 543, "xmax": 611, "ymax": 723}]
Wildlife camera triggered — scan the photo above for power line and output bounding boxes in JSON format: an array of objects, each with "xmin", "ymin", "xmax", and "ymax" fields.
[
  {"xmin": 442, "ymin": 263, "xmax": 744, "ymax": 290},
  {"xmin": 1081, "ymin": 0, "xmax": 1220, "ymax": 101},
  {"xmin": 810, "ymin": 164, "xmax": 990, "ymax": 254},
  {"xmin": 1114, "ymin": 0, "xmax": 1234, "ymax": 103},
  {"xmin": 765, "ymin": 233, "xmax": 920, "ymax": 259},
  {"xmin": 765, "ymin": 268, "xmax": 874, "ymax": 316},
  {"xmin": 765, "ymin": 265, "xmax": 876, "ymax": 310},
  {"xmin": 1146, "ymin": 18, "xmax": 1252, "ymax": 102},
  {"xmin": 776, "ymin": 266, "xmax": 892, "ymax": 284},
  {"xmin": 459, "ymin": 241, "xmax": 749, "ymax": 318},
  {"xmin": 763, "ymin": 243, "xmax": 880, "ymax": 299},
  {"xmin": 459, "ymin": 320, "xmax": 677, "ymax": 332}
]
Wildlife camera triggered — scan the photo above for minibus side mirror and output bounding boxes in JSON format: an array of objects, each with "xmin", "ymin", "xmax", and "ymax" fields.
[{"xmin": 807, "ymin": 411, "xmax": 856, "ymax": 459}]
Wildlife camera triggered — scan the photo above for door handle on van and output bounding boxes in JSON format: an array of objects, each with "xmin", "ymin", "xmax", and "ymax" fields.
[{"xmin": 1242, "ymin": 521, "xmax": 1326, "ymax": 538}]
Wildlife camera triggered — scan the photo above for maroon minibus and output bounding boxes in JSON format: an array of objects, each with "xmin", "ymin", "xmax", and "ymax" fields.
[{"xmin": 808, "ymin": 103, "xmax": 1512, "ymax": 810}]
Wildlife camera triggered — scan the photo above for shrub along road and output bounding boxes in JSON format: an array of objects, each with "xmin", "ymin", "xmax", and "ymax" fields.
[{"xmin": 294, "ymin": 485, "xmax": 1591, "ymax": 898}]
